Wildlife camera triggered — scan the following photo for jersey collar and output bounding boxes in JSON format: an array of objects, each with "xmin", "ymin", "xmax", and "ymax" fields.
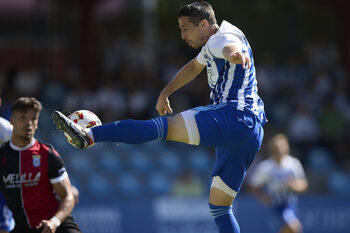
[{"xmin": 10, "ymin": 138, "xmax": 36, "ymax": 151}]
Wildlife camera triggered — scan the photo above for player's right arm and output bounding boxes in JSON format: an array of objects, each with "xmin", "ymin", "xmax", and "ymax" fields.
[{"xmin": 156, "ymin": 58, "xmax": 205, "ymax": 116}]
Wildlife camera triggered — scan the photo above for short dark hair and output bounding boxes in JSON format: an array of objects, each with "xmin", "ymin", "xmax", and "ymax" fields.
[
  {"xmin": 12, "ymin": 97, "xmax": 42, "ymax": 114},
  {"xmin": 178, "ymin": 1, "xmax": 217, "ymax": 26}
]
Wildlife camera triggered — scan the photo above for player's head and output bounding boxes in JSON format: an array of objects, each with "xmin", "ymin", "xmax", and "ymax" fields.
[
  {"xmin": 268, "ymin": 133, "xmax": 290, "ymax": 161},
  {"xmin": 178, "ymin": 1, "xmax": 217, "ymax": 48},
  {"xmin": 10, "ymin": 97, "xmax": 42, "ymax": 142}
]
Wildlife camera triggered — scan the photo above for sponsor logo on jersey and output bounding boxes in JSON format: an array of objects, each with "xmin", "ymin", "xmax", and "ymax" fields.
[
  {"xmin": 32, "ymin": 155, "xmax": 41, "ymax": 167},
  {"xmin": 2, "ymin": 172, "xmax": 41, "ymax": 188}
]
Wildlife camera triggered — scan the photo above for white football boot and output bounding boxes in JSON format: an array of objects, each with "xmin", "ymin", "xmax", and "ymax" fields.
[{"xmin": 52, "ymin": 111, "xmax": 93, "ymax": 149}]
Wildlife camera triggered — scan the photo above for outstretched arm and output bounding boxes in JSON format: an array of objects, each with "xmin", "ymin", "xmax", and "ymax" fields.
[{"xmin": 156, "ymin": 58, "xmax": 205, "ymax": 116}]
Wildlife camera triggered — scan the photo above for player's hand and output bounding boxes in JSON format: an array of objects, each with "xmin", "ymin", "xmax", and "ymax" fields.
[
  {"xmin": 229, "ymin": 51, "xmax": 251, "ymax": 69},
  {"xmin": 156, "ymin": 93, "xmax": 173, "ymax": 116},
  {"xmin": 36, "ymin": 219, "xmax": 57, "ymax": 233}
]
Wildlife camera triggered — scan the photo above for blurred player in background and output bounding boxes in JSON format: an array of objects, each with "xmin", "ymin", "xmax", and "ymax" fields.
[
  {"xmin": 0, "ymin": 97, "xmax": 81, "ymax": 233},
  {"xmin": 0, "ymin": 96, "xmax": 15, "ymax": 233},
  {"xmin": 249, "ymin": 133, "xmax": 308, "ymax": 233},
  {"xmin": 0, "ymin": 192, "xmax": 14, "ymax": 233},
  {"xmin": 53, "ymin": 1, "xmax": 266, "ymax": 232}
]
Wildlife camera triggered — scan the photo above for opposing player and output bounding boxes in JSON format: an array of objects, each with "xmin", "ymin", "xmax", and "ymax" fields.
[
  {"xmin": 0, "ymin": 97, "xmax": 14, "ymax": 233},
  {"xmin": 53, "ymin": 2, "xmax": 266, "ymax": 232},
  {"xmin": 0, "ymin": 192, "xmax": 14, "ymax": 233},
  {"xmin": 249, "ymin": 134, "xmax": 308, "ymax": 233},
  {"xmin": 0, "ymin": 97, "xmax": 81, "ymax": 233}
]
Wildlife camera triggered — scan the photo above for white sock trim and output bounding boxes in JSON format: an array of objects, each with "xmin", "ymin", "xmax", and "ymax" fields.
[
  {"xmin": 85, "ymin": 128, "xmax": 94, "ymax": 142},
  {"xmin": 211, "ymin": 176, "xmax": 237, "ymax": 198},
  {"xmin": 181, "ymin": 110, "xmax": 200, "ymax": 145}
]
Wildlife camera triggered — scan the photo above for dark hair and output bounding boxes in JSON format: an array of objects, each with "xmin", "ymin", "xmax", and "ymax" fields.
[
  {"xmin": 178, "ymin": 1, "xmax": 217, "ymax": 26},
  {"xmin": 12, "ymin": 97, "xmax": 42, "ymax": 114}
]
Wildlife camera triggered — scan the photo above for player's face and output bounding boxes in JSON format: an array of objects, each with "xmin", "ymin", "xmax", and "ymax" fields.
[
  {"xmin": 10, "ymin": 110, "xmax": 39, "ymax": 142},
  {"xmin": 270, "ymin": 140, "xmax": 289, "ymax": 161},
  {"xmin": 178, "ymin": 16, "xmax": 207, "ymax": 49}
]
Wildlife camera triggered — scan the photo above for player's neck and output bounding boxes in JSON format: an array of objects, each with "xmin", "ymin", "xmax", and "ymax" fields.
[
  {"xmin": 210, "ymin": 24, "xmax": 219, "ymax": 35},
  {"xmin": 204, "ymin": 24, "xmax": 219, "ymax": 44},
  {"xmin": 11, "ymin": 136, "xmax": 33, "ymax": 148}
]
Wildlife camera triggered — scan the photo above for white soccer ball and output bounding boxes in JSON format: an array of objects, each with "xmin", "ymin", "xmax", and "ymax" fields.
[{"xmin": 64, "ymin": 110, "xmax": 102, "ymax": 148}]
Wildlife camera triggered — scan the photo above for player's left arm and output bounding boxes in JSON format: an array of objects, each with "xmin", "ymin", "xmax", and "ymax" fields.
[
  {"xmin": 287, "ymin": 159, "xmax": 309, "ymax": 193},
  {"xmin": 222, "ymin": 44, "xmax": 251, "ymax": 69},
  {"xmin": 36, "ymin": 178, "xmax": 75, "ymax": 233},
  {"xmin": 288, "ymin": 177, "xmax": 308, "ymax": 193},
  {"xmin": 36, "ymin": 146, "xmax": 75, "ymax": 233}
]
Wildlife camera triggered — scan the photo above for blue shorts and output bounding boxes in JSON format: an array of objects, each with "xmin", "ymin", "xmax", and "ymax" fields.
[
  {"xmin": 0, "ymin": 193, "xmax": 14, "ymax": 231},
  {"xmin": 194, "ymin": 103, "xmax": 264, "ymax": 192}
]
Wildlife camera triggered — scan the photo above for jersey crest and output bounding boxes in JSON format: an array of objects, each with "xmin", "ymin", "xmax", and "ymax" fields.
[{"xmin": 32, "ymin": 155, "xmax": 41, "ymax": 167}]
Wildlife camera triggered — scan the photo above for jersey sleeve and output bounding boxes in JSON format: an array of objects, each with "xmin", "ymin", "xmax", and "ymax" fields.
[
  {"xmin": 47, "ymin": 146, "xmax": 68, "ymax": 184},
  {"xmin": 291, "ymin": 158, "xmax": 306, "ymax": 180},
  {"xmin": 0, "ymin": 117, "xmax": 13, "ymax": 143},
  {"xmin": 207, "ymin": 34, "xmax": 242, "ymax": 59}
]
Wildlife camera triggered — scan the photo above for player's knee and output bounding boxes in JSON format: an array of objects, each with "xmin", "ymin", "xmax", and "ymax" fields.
[{"xmin": 209, "ymin": 176, "xmax": 236, "ymax": 206}]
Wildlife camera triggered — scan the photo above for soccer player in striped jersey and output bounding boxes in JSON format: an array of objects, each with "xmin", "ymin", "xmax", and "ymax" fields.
[
  {"xmin": 0, "ymin": 96, "xmax": 15, "ymax": 233},
  {"xmin": 1, "ymin": 97, "xmax": 82, "ymax": 233},
  {"xmin": 249, "ymin": 134, "xmax": 308, "ymax": 233},
  {"xmin": 53, "ymin": 1, "xmax": 266, "ymax": 232}
]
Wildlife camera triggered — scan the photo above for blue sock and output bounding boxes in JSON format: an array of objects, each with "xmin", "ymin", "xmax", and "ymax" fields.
[
  {"xmin": 209, "ymin": 203, "xmax": 240, "ymax": 233},
  {"xmin": 92, "ymin": 117, "xmax": 168, "ymax": 144}
]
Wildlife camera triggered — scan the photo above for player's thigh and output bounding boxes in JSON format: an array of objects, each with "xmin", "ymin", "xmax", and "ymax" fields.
[
  {"xmin": 281, "ymin": 219, "xmax": 302, "ymax": 233},
  {"xmin": 166, "ymin": 113, "xmax": 189, "ymax": 144},
  {"xmin": 208, "ymin": 143, "xmax": 259, "ymax": 206},
  {"xmin": 279, "ymin": 209, "xmax": 302, "ymax": 233},
  {"xmin": 195, "ymin": 104, "xmax": 261, "ymax": 147},
  {"xmin": 209, "ymin": 181, "xmax": 235, "ymax": 206},
  {"xmin": 280, "ymin": 223, "xmax": 301, "ymax": 233}
]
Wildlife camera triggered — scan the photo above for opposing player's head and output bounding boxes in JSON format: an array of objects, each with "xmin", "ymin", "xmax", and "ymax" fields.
[
  {"xmin": 178, "ymin": 1, "xmax": 218, "ymax": 48},
  {"xmin": 10, "ymin": 97, "xmax": 42, "ymax": 144},
  {"xmin": 268, "ymin": 133, "xmax": 290, "ymax": 162}
]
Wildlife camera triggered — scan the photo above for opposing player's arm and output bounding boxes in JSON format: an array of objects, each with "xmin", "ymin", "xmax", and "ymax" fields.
[
  {"xmin": 222, "ymin": 44, "xmax": 251, "ymax": 69},
  {"xmin": 52, "ymin": 177, "xmax": 75, "ymax": 221},
  {"xmin": 36, "ymin": 177, "xmax": 75, "ymax": 233},
  {"xmin": 156, "ymin": 58, "xmax": 205, "ymax": 116},
  {"xmin": 288, "ymin": 159, "xmax": 308, "ymax": 193},
  {"xmin": 288, "ymin": 177, "xmax": 308, "ymax": 193}
]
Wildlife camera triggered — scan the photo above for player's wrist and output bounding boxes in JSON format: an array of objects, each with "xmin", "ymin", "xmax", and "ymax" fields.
[{"xmin": 50, "ymin": 216, "xmax": 61, "ymax": 227}]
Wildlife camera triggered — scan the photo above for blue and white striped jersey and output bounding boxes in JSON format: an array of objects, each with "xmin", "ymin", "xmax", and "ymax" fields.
[
  {"xmin": 196, "ymin": 20, "xmax": 266, "ymax": 125},
  {"xmin": 0, "ymin": 117, "xmax": 12, "ymax": 143},
  {"xmin": 249, "ymin": 155, "xmax": 306, "ymax": 208}
]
